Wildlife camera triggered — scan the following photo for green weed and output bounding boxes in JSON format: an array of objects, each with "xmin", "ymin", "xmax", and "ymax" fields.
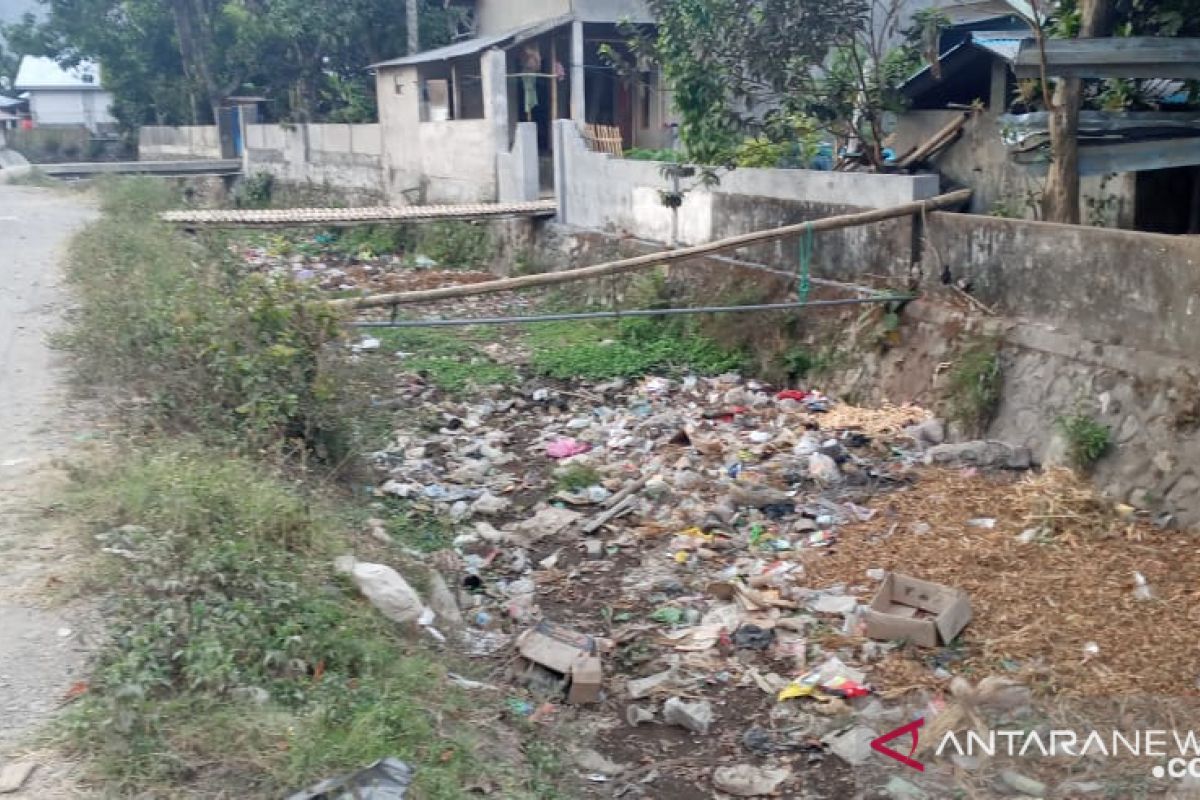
[
  {"xmin": 63, "ymin": 446, "xmax": 524, "ymax": 799},
  {"xmin": 528, "ymin": 317, "xmax": 744, "ymax": 380},
  {"xmin": 61, "ymin": 179, "xmax": 377, "ymax": 462},
  {"xmin": 555, "ymin": 464, "xmax": 602, "ymax": 493},
  {"xmin": 372, "ymin": 327, "xmax": 517, "ymax": 393},
  {"xmin": 1057, "ymin": 413, "xmax": 1112, "ymax": 470},
  {"xmin": 411, "ymin": 221, "xmax": 492, "ymax": 267},
  {"xmin": 944, "ymin": 339, "xmax": 1002, "ymax": 435},
  {"xmin": 234, "ymin": 171, "xmax": 276, "ymax": 209}
]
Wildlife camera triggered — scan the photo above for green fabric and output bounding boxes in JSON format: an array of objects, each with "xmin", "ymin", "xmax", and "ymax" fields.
[{"xmin": 796, "ymin": 222, "xmax": 813, "ymax": 302}]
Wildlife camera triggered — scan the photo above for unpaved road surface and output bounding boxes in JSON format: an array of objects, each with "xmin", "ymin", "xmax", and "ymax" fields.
[{"xmin": 0, "ymin": 185, "xmax": 99, "ymax": 794}]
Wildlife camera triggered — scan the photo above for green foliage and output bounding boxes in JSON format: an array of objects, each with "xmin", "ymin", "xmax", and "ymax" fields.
[
  {"xmin": 1057, "ymin": 414, "xmax": 1112, "ymax": 470},
  {"xmin": 372, "ymin": 327, "xmax": 516, "ymax": 393},
  {"xmin": 944, "ymin": 340, "xmax": 1003, "ymax": 434},
  {"xmin": 528, "ymin": 316, "xmax": 745, "ymax": 380},
  {"xmin": 734, "ymin": 115, "xmax": 823, "ymax": 168},
  {"xmin": 335, "ymin": 225, "xmax": 410, "ymax": 258},
  {"xmin": 62, "ymin": 179, "xmax": 368, "ymax": 461},
  {"xmin": 633, "ymin": 0, "xmax": 942, "ymax": 167},
  {"xmin": 18, "ymin": 0, "xmax": 461, "ymax": 128},
  {"xmin": 63, "ymin": 447, "xmax": 516, "ymax": 798},
  {"xmin": 411, "ymin": 221, "xmax": 493, "ymax": 267},
  {"xmin": 555, "ymin": 464, "xmax": 602, "ymax": 493},
  {"xmin": 623, "ymin": 147, "xmax": 680, "ymax": 162},
  {"xmin": 234, "ymin": 171, "xmax": 276, "ymax": 209}
]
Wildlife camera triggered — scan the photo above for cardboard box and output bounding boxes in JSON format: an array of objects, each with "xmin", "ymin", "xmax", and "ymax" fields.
[
  {"xmin": 516, "ymin": 620, "xmax": 603, "ymax": 704},
  {"xmin": 864, "ymin": 573, "xmax": 971, "ymax": 647}
]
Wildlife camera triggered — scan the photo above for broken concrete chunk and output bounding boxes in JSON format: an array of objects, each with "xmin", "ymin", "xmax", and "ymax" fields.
[
  {"xmin": 663, "ymin": 697, "xmax": 714, "ymax": 735},
  {"xmin": 905, "ymin": 418, "xmax": 945, "ymax": 448},
  {"xmin": 924, "ymin": 440, "xmax": 1032, "ymax": 470},
  {"xmin": 336, "ymin": 557, "xmax": 425, "ymax": 625},
  {"xmin": 711, "ymin": 764, "xmax": 790, "ymax": 797}
]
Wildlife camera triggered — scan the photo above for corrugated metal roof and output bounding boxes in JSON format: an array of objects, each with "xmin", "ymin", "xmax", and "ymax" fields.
[
  {"xmin": 370, "ymin": 16, "xmax": 573, "ymax": 69},
  {"xmin": 14, "ymin": 56, "xmax": 104, "ymax": 90},
  {"xmin": 970, "ymin": 32, "xmax": 1025, "ymax": 63}
]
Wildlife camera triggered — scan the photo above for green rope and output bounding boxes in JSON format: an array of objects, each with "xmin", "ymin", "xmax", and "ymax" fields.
[{"xmin": 796, "ymin": 222, "xmax": 814, "ymax": 303}]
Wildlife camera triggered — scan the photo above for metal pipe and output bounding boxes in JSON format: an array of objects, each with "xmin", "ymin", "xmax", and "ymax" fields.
[{"xmin": 351, "ymin": 295, "xmax": 915, "ymax": 329}]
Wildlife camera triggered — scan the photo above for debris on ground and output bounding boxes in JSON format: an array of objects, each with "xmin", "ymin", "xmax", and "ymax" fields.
[
  {"xmin": 285, "ymin": 757, "xmax": 413, "ymax": 800},
  {"xmin": 343, "ymin": 328, "xmax": 1200, "ymax": 796}
]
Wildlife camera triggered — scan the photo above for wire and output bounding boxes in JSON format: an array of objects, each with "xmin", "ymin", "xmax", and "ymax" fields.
[{"xmin": 351, "ymin": 295, "xmax": 914, "ymax": 329}]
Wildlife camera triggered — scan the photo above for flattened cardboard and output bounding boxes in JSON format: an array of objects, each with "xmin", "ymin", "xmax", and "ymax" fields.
[
  {"xmin": 865, "ymin": 573, "xmax": 971, "ymax": 647},
  {"xmin": 516, "ymin": 620, "xmax": 603, "ymax": 704}
]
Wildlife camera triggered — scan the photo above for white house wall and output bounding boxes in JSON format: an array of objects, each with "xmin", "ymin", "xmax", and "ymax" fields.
[{"xmin": 29, "ymin": 89, "xmax": 114, "ymax": 130}]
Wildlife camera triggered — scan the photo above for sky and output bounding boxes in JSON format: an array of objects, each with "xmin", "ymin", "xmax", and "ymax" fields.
[{"xmin": 0, "ymin": 0, "xmax": 39, "ymax": 27}]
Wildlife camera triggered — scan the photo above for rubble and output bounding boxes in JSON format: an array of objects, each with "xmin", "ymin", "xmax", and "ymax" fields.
[{"xmin": 924, "ymin": 440, "xmax": 1032, "ymax": 470}]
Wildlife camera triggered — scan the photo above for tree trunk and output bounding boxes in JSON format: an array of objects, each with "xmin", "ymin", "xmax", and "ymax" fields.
[
  {"xmin": 1041, "ymin": 0, "xmax": 1113, "ymax": 223},
  {"xmin": 406, "ymin": 0, "xmax": 420, "ymax": 55},
  {"xmin": 169, "ymin": 0, "xmax": 222, "ymax": 123}
]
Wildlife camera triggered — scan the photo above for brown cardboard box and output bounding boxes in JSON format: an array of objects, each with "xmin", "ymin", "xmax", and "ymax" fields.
[
  {"xmin": 864, "ymin": 573, "xmax": 971, "ymax": 647},
  {"xmin": 516, "ymin": 620, "xmax": 603, "ymax": 704}
]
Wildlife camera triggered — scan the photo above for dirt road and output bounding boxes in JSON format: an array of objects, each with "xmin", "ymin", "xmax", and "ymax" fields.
[{"xmin": 0, "ymin": 185, "xmax": 98, "ymax": 792}]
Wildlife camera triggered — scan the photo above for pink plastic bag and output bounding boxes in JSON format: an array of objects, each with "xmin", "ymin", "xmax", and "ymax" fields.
[{"xmin": 546, "ymin": 438, "xmax": 592, "ymax": 459}]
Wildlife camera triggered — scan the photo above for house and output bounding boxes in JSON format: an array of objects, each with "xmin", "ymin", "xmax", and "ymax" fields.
[
  {"xmin": 14, "ymin": 56, "xmax": 115, "ymax": 133},
  {"xmin": 371, "ymin": 0, "xmax": 674, "ymax": 204},
  {"xmin": 0, "ymin": 94, "xmax": 27, "ymax": 130},
  {"xmin": 893, "ymin": 13, "xmax": 1200, "ymax": 232}
]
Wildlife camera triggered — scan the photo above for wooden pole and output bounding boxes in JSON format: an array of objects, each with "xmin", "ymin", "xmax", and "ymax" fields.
[
  {"xmin": 550, "ymin": 39, "xmax": 559, "ymax": 121},
  {"xmin": 333, "ymin": 188, "xmax": 971, "ymax": 311}
]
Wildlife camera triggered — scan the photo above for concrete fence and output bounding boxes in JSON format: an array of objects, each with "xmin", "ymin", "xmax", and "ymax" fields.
[
  {"xmin": 139, "ymin": 126, "xmax": 221, "ymax": 160},
  {"xmin": 552, "ymin": 119, "xmax": 939, "ymax": 282},
  {"xmin": 245, "ymin": 123, "xmax": 383, "ymax": 198}
]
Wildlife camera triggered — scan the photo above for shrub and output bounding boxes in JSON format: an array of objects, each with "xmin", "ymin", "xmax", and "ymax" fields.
[
  {"xmin": 411, "ymin": 221, "xmax": 492, "ymax": 267},
  {"xmin": 234, "ymin": 171, "xmax": 276, "ymax": 208},
  {"xmin": 62, "ymin": 178, "xmax": 370, "ymax": 462},
  {"xmin": 944, "ymin": 339, "xmax": 1002, "ymax": 435},
  {"xmin": 1057, "ymin": 413, "xmax": 1112, "ymax": 470}
]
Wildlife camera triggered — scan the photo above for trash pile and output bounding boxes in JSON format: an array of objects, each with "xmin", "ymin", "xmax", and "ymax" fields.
[
  {"xmin": 228, "ymin": 232, "xmax": 498, "ymax": 295},
  {"xmin": 352, "ymin": 373, "xmax": 981, "ymax": 794},
  {"xmin": 334, "ymin": 353, "xmax": 1200, "ymax": 797}
]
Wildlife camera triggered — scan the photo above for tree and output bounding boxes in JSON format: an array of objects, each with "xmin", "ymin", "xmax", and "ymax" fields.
[
  {"xmin": 1038, "ymin": 0, "xmax": 1112, "ymax": 224},
  {"xmin": 13, "ymin": 0, "xmax": 456, "ymax": 129},
  {"xmin": 633, "ymin": 0, "xmax": 941, "ymax": 168}
]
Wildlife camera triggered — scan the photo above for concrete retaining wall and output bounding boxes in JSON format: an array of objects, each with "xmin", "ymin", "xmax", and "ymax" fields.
[
  {"xmin": 552, "ymin": 119, "xmax": 939, "ymax": 281},
  {"xmin": 139, "ymin": 126, "xmax": 221, "ymax": 160}
]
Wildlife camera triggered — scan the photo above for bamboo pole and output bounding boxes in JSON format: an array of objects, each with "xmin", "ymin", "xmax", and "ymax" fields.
[
  {"xmin": 333, "ymin": 188, "xmax": 971, "ymax": 311},
  {"xmin": 898, "ymin": 111, "xmax": 972, "ymax": 168}
]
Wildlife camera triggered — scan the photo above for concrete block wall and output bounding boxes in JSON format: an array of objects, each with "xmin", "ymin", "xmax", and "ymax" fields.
[
  {"xmin": 378, "ymin": 49, "xmax": 510, "ymax": 204},
  {"xmin": 243, "ymin": 123, "xmax": 384, "ymax": 198},
  {"xmin": 497, "ymin": 122, "xmax": 539, "ymax": 202},
  {"xmin": 138, "ymin": 126, "xmax": 221, "ymax": 160}
]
